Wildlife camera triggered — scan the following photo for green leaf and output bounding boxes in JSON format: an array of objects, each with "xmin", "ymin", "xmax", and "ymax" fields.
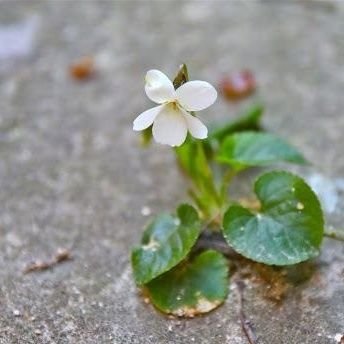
[
  {"xmin": 217, "ymin": 131, "xmax": 307, "ymax": 169},
  {"xmin": 209, "ymin": 104, "xmax": 264, "ymax": 143},
  {"xmin": 146, "ymin": 250, "xmax": 229, "ymax": 317},
  {"xmin": 131, "ymin": 204, "xmax": 201, "ymax": 285},
  {"xmin": 223, "ymin": 171, "xmax": 324, "ymax": 265}
]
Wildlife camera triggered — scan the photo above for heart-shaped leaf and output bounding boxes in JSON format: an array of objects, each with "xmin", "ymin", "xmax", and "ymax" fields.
[
  {"xmin": 132, "ymin": 204, "xmax": 201, "ymax": 285},
  {"xmin": 217, "ymin": 132, "xmax": 307, "ymax": 169},
  {"xmin": 146, "ymin": 250, "xmax": 229, "ymax": 317},
  {"xmin": 223, "ymin": 171, "xmax": 324, "ymax": 265}
]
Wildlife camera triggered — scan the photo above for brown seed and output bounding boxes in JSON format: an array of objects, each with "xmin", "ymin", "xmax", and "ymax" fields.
[
  {"xmin": 69, "ymin": 56, "xmax": 95, "ymax": 80},
  {"xmin": 220, "ymin": 70, "xmax": 256, "ymax": 102}
]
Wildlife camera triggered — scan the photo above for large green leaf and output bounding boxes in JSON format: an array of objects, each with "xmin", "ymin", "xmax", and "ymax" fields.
[
  {"xmin": 222, "ymin": 171, "xmax": 324, "ymax": 265},
  {"xmin": 146, "ymin": 250, "xmax": 229, "ymax": 317},
  {"xmin": 217, "ymin": 132, "xmax": 307, "ymax": 169},
  {"xmin": 132, "ymin": 204, "xmax": 201, "ymax": 285}
]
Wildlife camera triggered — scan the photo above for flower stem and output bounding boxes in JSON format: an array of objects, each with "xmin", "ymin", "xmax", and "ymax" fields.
[{"xmin": 324, "ymin": 228, "xmax": 344, "ymax": 242}]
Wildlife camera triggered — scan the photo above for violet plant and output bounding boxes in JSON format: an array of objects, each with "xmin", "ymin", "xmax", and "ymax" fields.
[{"xmin": 131, "ymin": 64, "xmax": 344, "ymax": 317}]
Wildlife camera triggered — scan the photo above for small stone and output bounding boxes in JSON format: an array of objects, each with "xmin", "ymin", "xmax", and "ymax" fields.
[
  {"xmin": 69, "ymin": 56, "xmax": 95, "ymax": 80},
  {"xmin": 168, "ymin": 324, "xmax": 173, "ymax": 332},
  {"xmin": 13, "ymin": 309, "xmax": 21, "ymax": 317},
  {"xmin": 34, "ymin": 329, "xmax": 41, "ymax": 335}
]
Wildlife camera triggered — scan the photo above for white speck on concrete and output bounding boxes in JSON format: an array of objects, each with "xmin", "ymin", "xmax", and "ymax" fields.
[
  {"xmin": 141, "ymin": 206, "xmax": 151, "ymax": 216},
  {"xmin": 13, "ymin": 309, "xmax": 21, "ymax": 317}
]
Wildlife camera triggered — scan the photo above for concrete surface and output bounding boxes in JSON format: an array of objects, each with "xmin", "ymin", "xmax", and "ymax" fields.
[{"xmin": 0, "ymin": 1, "xmax": 344, "ymax": 343}]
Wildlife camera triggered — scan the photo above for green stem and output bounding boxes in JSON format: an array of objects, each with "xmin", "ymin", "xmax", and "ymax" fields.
[
  {"xmin": 220, "ymin": 169, "xmax": 237, "ymax": 207},
  {"xmin": 324, "ymin": 228, "xmax": 344, "ymax": 242}
]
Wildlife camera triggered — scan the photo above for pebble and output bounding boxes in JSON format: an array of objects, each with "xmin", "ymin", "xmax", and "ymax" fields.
[{"xmin": 13, "ymin": 309, "xmax": 21, "ymax": 317}]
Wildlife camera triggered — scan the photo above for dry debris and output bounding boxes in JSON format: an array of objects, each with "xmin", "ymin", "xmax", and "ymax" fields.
[
  {"xmin": 220, "ymin": 70, "xmax": 256, "ymax": 102},
  {"xmin": 23, "ymin": 248, "xmax": 71, "ymax": 274},
  {"xmin": 69, "ymin": 56, "xmax": 95, "ymax": 80},
  {"xmin": 236, "ymin": 281, "xmax": 259, "ymax": 344}
]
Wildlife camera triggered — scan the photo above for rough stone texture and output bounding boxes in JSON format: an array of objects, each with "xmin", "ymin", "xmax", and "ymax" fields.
[{"xmin": 0, "ymin": 1, "xmax": 344, "ymax": 343}]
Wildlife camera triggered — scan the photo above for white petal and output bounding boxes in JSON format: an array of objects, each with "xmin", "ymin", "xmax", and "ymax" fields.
[
  {"xmin": 182, "ymin": 110, "xmax": 208, "ymax": 139},
  {"xmin": 133, "ymin": 105, "xmax": 163, "ymax": 131},
  {"xmin": 145, "ymin": 69, "xmax": 175, "ymax": 104},
  {"xmin": 152, "ymin": 105, "xmax": 187, "ymax": 147},
  {"xmin": 176, "ymin": 80, "xmax": 217, "ymax": 111}
]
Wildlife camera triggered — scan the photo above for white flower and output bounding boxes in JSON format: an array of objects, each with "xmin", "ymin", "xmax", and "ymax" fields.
[{"xmin": 133, "ymin": 69, "xmax": 217, "ymax": 147}]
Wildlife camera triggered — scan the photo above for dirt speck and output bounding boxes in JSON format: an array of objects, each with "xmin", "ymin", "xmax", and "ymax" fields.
[
  {"xmin": 69, "ymin": 56, "xmax": 95, "ymax": 80},
  {"xmin": 23, "ymin": 248, "xmax": 72, "ymax": 273}
]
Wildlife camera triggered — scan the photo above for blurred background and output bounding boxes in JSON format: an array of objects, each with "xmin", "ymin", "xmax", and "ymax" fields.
[{"xmin": 1, "ymin": 1, "xmax": 344, "ymax": 343}]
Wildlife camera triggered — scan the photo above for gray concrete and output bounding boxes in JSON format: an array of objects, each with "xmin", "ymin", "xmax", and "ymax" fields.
[{"xmin": 0, "ymin": 1, "xmax": 344, "ymax": 343}]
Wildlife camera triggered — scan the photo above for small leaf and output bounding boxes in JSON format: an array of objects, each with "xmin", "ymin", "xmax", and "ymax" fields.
[
  {"xmin": 217, "ymin": 131, "xmax": 307, "ymax": 169},
  {"xmin": 223, "ymin": 171, "xmax": 324, "ymax": 265},
  {"xmin": 132, "ymin": 204, "xmax": 201, "ymax": 285},
  {"xmin": 140, "ymin": 127, "xmax": 153, "ymax": 147},
  {"xmin": 146, "ymin": 250, "xmax": 229, "ymax": 317},
  {"xmin": 209, "ymin": 104, "xmax": 263, "ymax": 143}
]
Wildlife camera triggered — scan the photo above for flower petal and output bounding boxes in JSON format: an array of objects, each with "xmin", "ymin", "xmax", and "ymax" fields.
[
  {"xmin": 182, "ymin": 110, "xmax": 208, "ymax": 139},
  {"xmin": 176, "ymin": 80, "xmax": 217, "ymax": 111},
  {"xmin": 152, "ymin": 105, "xmax": 187, "ymax": 147},
  {"xmin": 133, "ymin": 105, "xmax": 164, "ymax": 131},
  {"xmin": 145, "ymin": 69, "xmax": 175, "ymax": 104}
]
